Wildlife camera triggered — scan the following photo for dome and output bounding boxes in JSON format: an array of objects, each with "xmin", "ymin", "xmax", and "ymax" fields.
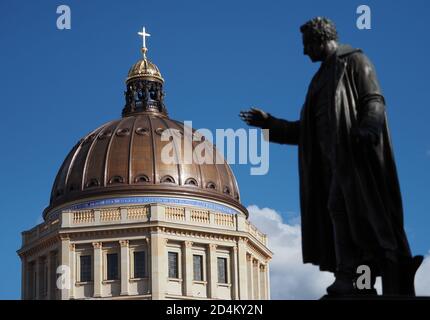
[
  {"xmin": 46, "ymin": 115, "xmax": 242, "ymax": 214},
  {"xmin": 44, "ymin": 44, "xmax": 244, "ymax": 218}
]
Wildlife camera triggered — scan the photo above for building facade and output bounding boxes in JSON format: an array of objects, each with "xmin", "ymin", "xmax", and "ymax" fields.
[{"xmin": 17, "ymin": 33, "xmax": 272, "ymax": 300}]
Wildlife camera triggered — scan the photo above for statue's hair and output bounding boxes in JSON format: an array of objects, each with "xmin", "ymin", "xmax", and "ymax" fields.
[{"xmin": 300, "ymin": 17, "xmax": 338, "ymax": 44}]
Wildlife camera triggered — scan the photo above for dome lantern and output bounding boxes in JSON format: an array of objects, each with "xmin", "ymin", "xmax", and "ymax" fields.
[{"xmin": 123, "ymin": 27, "xmax": 167, "ymax": 117}]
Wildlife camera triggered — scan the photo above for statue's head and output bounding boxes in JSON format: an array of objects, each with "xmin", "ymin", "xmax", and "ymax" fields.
[{"xmin": 300, "ymin": 17, "xmax": 338, "ymax": 62}]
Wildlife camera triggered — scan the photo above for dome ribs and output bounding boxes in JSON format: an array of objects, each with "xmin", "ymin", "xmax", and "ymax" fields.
[
  {"xmin": 65, "ymin": 128, "xmax": 100, "ymax": 193},
  {"xmin": 130, "ymin": 115, "xmax": 154, "ymax": 184},
  {"xmin": 147, "ymin": 115, "xmax": 158, "ymax": 185},
  {"xmin": 50, "ymin": 142, "xmax": 80, "ymax": 202},
  {"xmin": 127, "ymin": 116, "xmax": 139, "ymax": 185},
  {"xmin": 171, "ymin": 120, "xmax": 203, "ymax": 189},
  {"xmin": 159, "ymin": 117, "xmax": 182, "ymax": 186},
  {"xmin": 105, "ymin": 117, "xmax": 134, "ymax": 187},
  {"xmin": 149, "ymin": 116, "xmax": 179, "ymax": 185},
  {"xmin": 81, "ymin": 121, "xmax": 115, "ymax": 190},
  {"xmin": 225, "ymin": 159, "xmax": 240, "ymax": 201},
  {"xmin": 211, "ymin": 144, "xmax": 223, "ymax": 195}
]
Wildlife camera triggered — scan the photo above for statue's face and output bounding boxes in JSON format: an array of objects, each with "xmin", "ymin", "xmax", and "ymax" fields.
[{"xmin": 302, "ymin": 34, "xmax": 324, "ymax": 62}]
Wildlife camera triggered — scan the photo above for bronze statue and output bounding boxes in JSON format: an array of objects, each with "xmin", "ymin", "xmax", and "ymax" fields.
[{"xmin": 240, "ymin": 17, "xmax": 423, "ymax": 297}]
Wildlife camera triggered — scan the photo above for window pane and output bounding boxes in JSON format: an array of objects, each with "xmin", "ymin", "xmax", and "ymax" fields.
[
  {"xmin": 80, "ymin": 255, "xmax": 92, "ymax": 282},
  {"xmin": 107, "ymin": 253, "xmax": 118, "ymax": 280},
  {"xmin": 168, "ymin": 252, "xmax": 178, "ymax": 278},
  {"xmin": 134, "ymin": 251, "xmax": 146, "ymax": 278},
  {"xmin": 193, "ymin": 255, "xmax": 203, "ymax": 281},
  {"xmin": 217, "ymin": 257, "xmax": 227, "ymax": 284}
]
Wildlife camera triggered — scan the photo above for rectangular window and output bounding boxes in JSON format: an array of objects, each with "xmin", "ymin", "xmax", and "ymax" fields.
[
  {"xmin": 106, "ymin": 253, "xmax": 119, "ymax": 280},
  {"xmin": 217, "ymin": 257, "xmax": 228, "ymax": 284},
  {"xmin": 134, "ymin": 251, "xmax": 146, "ymax": 278},
  {"xmin": 168, "ymin": 252, "xmax": 179, "ymax": 278},
  {"xmin": 80, "ymin": 255, "xmax": 92, "ymax": 282},
  {"xmin": 193, "ymin": 255, "xmax": 203, "ymax": 281}
]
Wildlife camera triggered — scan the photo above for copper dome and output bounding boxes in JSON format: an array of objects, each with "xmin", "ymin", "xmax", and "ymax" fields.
[
  {"xmin": 47, "ymin": 113, "xmax": 242, "ymax": 213},
  {"xmin": 44, "ymin": 39, "xmax": 245, "ymax": 218}
]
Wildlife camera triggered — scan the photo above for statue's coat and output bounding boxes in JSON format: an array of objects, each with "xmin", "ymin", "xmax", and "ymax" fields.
[{"xmin": 266, "ymin": 45, "xmax": 411, "ymax": 272}]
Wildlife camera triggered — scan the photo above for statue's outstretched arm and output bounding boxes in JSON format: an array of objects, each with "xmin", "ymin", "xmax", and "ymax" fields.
[
  {"xmin": 265, "ymin": 114, "xmax": 300, "ymax": 145},
  {"xmin": 240, "ymin": 108, "xmax": 300, "ymax": 145}
]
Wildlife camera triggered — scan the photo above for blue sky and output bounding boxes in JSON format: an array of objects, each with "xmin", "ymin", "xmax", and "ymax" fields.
[{"xmin": 0, "ymin": 0, "xmax": 429, "ymax": 299}]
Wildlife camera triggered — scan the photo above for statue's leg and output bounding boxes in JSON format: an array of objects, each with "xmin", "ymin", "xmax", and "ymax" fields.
[
  {"xmin": 380, "ymin": 253, "xmax": 401, "ymax": 296},
  {"xmin": 326, "ymin": 175, "xmax": 357, "ymax": 296}
]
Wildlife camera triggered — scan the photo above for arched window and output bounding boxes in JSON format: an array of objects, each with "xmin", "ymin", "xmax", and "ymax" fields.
[
  {"xmin": 185, "ymin": 178, "xmax": 198, "ymax": 187},
  {"xmin": 134, "ymin": 174, "xmax": 150, "ymax": 183},
  {"xmin": 85, "ymin": 178, "xmax": 100, "ymax": 188},
  {"xmin": 160, "ymin": 175, "xmax": 175, "ymax": 184},
  {"xmin": 206, "ymin": 181, "xmax": 217, "ymax": 190},
  {"xmin": 109, "ymin": 176, "xmax": 124, "ymax": 184}
]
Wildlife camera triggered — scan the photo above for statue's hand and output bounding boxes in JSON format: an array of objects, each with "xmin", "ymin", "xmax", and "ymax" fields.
[
  {"xmin": 351, "ymin": 127, "xmax": 378, "ymax": 147},
  {"xmin": 239, "ymin": 107, "xmax": 269, "ymax": 128}
]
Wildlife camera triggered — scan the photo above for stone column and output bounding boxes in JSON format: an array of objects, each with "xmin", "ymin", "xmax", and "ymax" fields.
[
  {"xmin": 266, "ymin": 262, "xmax": 271, "ymax": 300},
  {"xmin": 60, "ymin": 236, "xmax": 70, "ymax": 300},
  {"xmin": 208, "ymin": 243, "xmax": 218, "ymax": 299},
  {"xmin": 183, "ymin": 241, "xmax": 194, "ymax": 297},
  {"xmin": 254, "ymin": 259, "xmax": 260, "ymax": 300},
  {"xmin": 21, "ymin": 256, "xmax": 27, "ymax": 300},
  {"xmin": 231, "ymin": 246, "xmax": 239, "ymax": 300},
  {"xmin": 119, "ymin": 240, "xmax": 130, "ymax": 296},
  {"xmin": 260, "ymin": 264, "xmax": 266, "ymax": 300},
  {"xmin": 237, "ymin": 238, "xmax": 248, "ymax": 299},
  {"xmin": 46, "ymin": 252, "xmax": 52, "ymax": 300},
  {"xmin": 151, "ymin": 228, "xmax": 166, "ymax": 299},
  {"xmin": 69, "ymin": 244, "xmax": 75, "ymax": 299},
  {"xmin": 36, "ymin": 257, "xmax": 44, "ymax": 300},
  {"xmin": 52, "ymin": 252, "xmax": 59, "ymax": 300},
  {"xmin": 247, "ymin": 254, "xmax": 253, "ymax": 300},
  {"xmin": 93, "ymin": 242, "xmax": 103, "ymax": 298},
  {"xmin": 145, "ymin": 237, "xmax": 151, "ymax": 294}
]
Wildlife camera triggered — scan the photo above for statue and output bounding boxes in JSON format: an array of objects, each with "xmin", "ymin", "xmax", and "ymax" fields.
[{"xmin": 240, "ymin": 17, "xmax": 423, "ymax": 297}]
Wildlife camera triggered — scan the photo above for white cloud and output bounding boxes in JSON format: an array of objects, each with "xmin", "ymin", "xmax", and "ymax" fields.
[
  {"xmin": 247, "ymin": 205, "xmax": 334, "ymax": 299},
  {"xmin": 248, "ymin": 205, "xmax": 430, "ymax": 299},
  {"xmin": 415, "ymin": 251, "xmax": 430, "ymax": 296}
]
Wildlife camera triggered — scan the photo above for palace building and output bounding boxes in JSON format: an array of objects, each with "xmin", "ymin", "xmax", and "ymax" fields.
[{"xmin": 17, "ymin": 28, "xmax": 272, "ymax": 300}]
